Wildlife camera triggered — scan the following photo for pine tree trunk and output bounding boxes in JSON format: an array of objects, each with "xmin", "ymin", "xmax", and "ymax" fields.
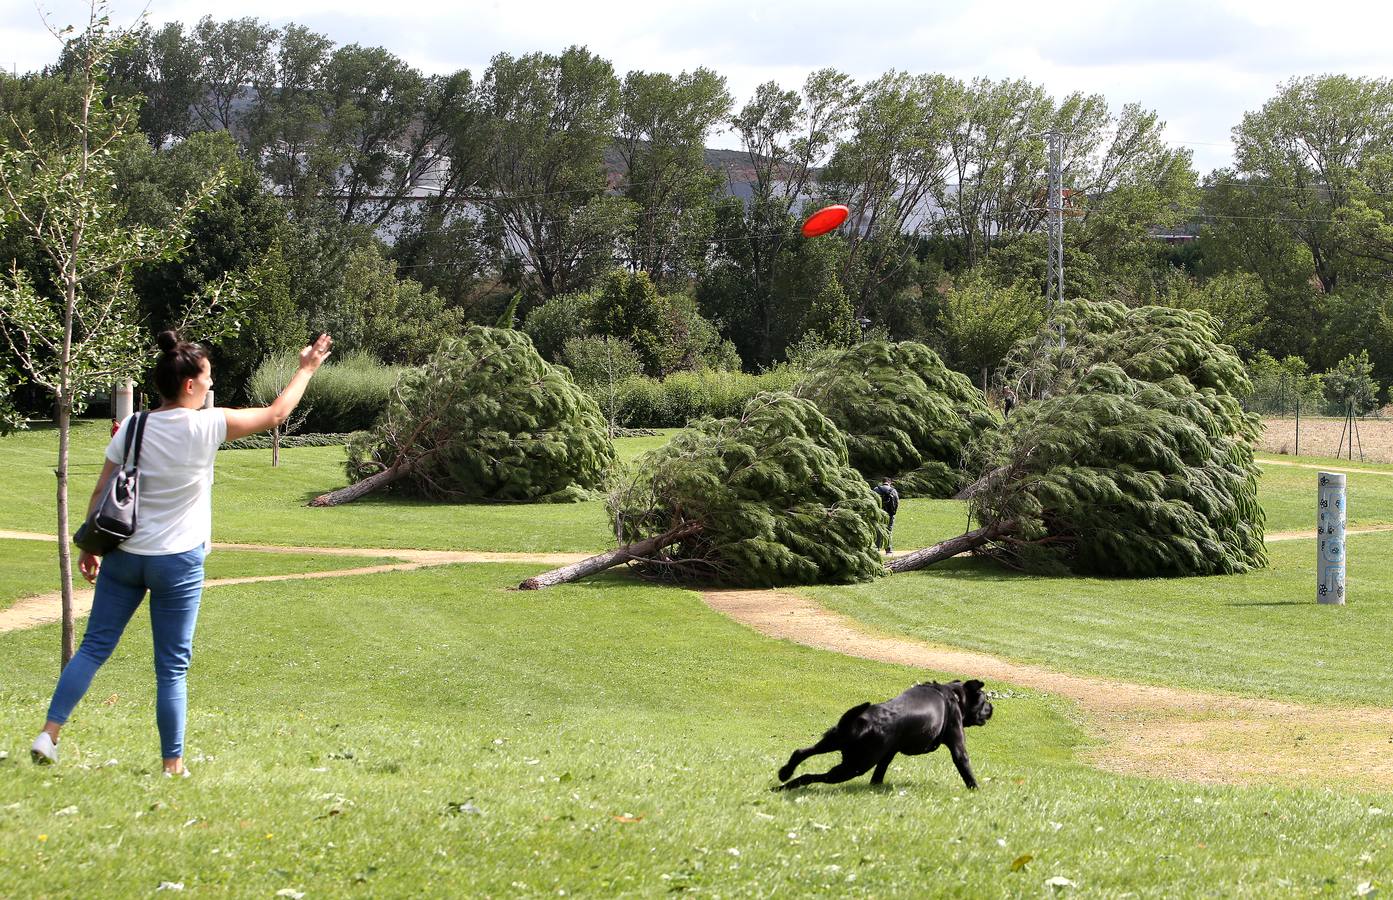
[
  {"xmin": 519, "ymin": 523, "xmax": 701, "ymax": 590},
  {"xmin": 308, "ymin": 459, "xmax": 414, "ymax": 507},
  {"xmin": 885, "ymin": 519, "xmax": 1016, "ymax": 574}
]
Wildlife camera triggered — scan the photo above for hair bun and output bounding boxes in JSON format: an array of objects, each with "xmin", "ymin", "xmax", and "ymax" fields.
[{"xmin": 156, "ymin": 330, "xmax": 180, "ymax": 353}]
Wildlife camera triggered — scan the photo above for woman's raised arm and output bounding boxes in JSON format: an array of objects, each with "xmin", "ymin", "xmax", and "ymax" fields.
[{"xmin": 223, "ymin": 334, "xmax": 333, "ymax": 441}]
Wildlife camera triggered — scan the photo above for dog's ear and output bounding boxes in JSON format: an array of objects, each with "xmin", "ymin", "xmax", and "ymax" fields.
[{"xmin": 964, "ymin": 679, "xmax": 985, "ymax": 696}]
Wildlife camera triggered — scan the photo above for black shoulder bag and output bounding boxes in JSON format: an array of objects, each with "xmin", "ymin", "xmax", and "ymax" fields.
[{"xmin": 74, "ymin": 412, "xmax": 149, "ymax": 556}]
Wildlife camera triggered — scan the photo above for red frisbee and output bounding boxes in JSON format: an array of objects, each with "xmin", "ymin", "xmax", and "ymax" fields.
[{"xmin": 801, "ymin": 204, "xmax": 849, "ymax": 238}]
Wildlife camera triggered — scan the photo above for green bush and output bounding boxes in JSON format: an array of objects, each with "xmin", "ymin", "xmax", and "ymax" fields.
[
  {"xmin": 249, "ymin": 351, "xmax": 409, "ymax": 434},
  {"xmin": 222, "ymin": 432, "xmax": 355, "ymax": 451},
  {"xmin": 1324, "ymin": 350, "xmax": 1381, "ymax": 415},
  {"xmin": 600, "ymin": 368, "xmax": 802, "ymax": 427}
]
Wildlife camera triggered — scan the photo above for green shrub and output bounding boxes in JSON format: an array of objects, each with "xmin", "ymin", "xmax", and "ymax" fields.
[
  {"xmin": 1324, "ymin": 350, "xmax": 1381, "ymax": 415},
  {"xmin": 615, "ymin": 376, "xmax": 662, "ymax": 427},
  {"xmin": 222, "ymin": 432, "xmax": 355, "ymax": 451},
  {"xmin": 522, "ymin": 292, "xmax": 592, "ymax": 361},
  {"xmin": 249, "ymin": 351, "xmax": 409, "ymax": 434},
  {"xmin": 560, "ymin": 336, "xmax": 644, "ymax": 388},
  {"xmin": 600, "ymin": 368, "xmax": 803, "ymax": 427}
]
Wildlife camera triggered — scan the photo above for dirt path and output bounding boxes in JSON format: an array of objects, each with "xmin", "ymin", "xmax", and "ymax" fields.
[
  {"xmin": 1265, "ymin": 523, "xmax": 1393, "ymax": 541},
  {"xmin": 7, "ymin": 528, "xmax": 1393, "ymax": 790},
  {"xmin": 701, "ymin": 588, "xmax": 1393, "ymax": 791},
  {"xmin": 0, "ymin": 530, "xmax": 587, "ymax": 634}
]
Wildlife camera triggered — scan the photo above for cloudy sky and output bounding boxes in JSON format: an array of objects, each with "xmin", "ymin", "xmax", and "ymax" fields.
[{"xmin": 5, "ymin": 0, "xmax": 1389, "ymax": 175}]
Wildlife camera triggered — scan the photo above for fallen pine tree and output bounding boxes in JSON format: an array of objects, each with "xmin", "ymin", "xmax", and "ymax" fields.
[
  {"xmin": 520, "ymin": 391, "xmax": 887, "ymax": 589},
  {"xmin": 902, "ymin": 300, "xmax": 1267, "ymax": 576},
  {"xmin": 524, "ymin": 300, "xmax": 1267, "ymax": 587},
  {"xmin": 793, "ymin": 340, "xmax": 997, "ymax": 497},
  {"xmin": 312, "ymin": 327, "xmax": 614, "ymax": 507}
]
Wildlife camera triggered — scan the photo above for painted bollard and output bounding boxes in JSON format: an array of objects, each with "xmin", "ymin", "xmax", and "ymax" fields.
[{"xmin": 1317, "ymin": 472, "xmax": 1346, "ymax": 605}]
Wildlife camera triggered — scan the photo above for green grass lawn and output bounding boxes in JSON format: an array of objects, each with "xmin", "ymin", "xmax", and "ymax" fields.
[
  {"xmin": 0, "ymin": 422, "xmax": 622, "ymax": 552},
  {"xmin": 809, "ymin": 530, "xmax": 1393, "ymax": 708},
  {"xmin": 3, "ymin": 564, "xmax": 1393, "ymax": 896},
  {"xmin": 1256, "ymin": 455, "xmax": 1393, "ymax": 532},
  {"xmin": 0, "ymin": 538, "xmax": 402, "ymax": 612}
]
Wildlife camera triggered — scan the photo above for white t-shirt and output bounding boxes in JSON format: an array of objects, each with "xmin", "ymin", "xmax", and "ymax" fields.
[{"xmin": 105, "ymin": 408, "xmax": 228, "ymax": 555}]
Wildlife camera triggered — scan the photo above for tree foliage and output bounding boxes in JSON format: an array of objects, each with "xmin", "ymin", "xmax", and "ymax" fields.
[
  {"xmin": 1323, "ymin": 350, "xmax": 1381, "ymax": 415},
  {"xmin": 344, "ymin": 327, "xmax": 614, "ymax": 503},
  {"xmin": 524, "ymin": 269, "xmax": 736, "ymax": 376},
  {"xmin": 794, "ymin": 340, "xmax": 998, "ymax": 496},
  {"xmin": 971, "ymin": 300, "xmax": 1266, "ymax": 577},
  {"xmin": 609, "ymin": 391, "xmax": 886, "ymax": 585},
  {"xmin": 933, "ymin": 271, "xmax": 1045, "ymax": 378}
]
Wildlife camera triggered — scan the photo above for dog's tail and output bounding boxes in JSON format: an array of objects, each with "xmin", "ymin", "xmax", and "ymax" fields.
[{"xmin": 835, "ymin": 701, "xmax": 873, "ymax": 736}]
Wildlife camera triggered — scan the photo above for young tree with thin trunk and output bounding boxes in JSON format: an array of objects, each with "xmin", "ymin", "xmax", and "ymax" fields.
[{"xmin": 0, "ymin": 5, "xmax": 226, "ymax": 667}]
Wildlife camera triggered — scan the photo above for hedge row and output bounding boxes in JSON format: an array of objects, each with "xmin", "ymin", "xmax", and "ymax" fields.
[
  {"xmin": 248, "ymin": 351, "xmax": 408, "ymax": 434},
  {"xmin": 591, "ymin": 368, "xmax": 802, "ymax": 428},
  {"xmin": 221, "ymin": 432, "xmax": 356, "ymax": 451},
  {"xmin": 246, "ymin": 353, "xmax": 800, "ymax": 434}
]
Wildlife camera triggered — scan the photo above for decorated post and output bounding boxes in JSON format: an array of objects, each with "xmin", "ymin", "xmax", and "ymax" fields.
[
  {"xmin": 1317, "ymin": 472, "xmax": 1346, "ymax": 605},
  {"xmin": 115, "ymin": 378, "xmax": 134, "ymax": 421}
]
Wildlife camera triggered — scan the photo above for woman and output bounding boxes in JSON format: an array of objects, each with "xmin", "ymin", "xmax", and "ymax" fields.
[{"xmin": 31, "ymin": 330, "xmax": 333, "ymax": 776}]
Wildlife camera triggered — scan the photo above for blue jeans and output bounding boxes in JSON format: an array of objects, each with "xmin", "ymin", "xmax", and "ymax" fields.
[{"xmin": 46, "ymin": 544, "xmax": 207, "ymax": 759}]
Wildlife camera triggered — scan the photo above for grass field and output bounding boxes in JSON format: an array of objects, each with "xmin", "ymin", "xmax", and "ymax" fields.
[
  {"xmin": 808, "ymin": 531, "xmax": 1393, "ymax": 708},
  {"xmin": 3, "ymin": 420, "xmax": 1393, "ymax": 895},
  {"xmin": 3, "ymin": 566, "xmax": 1393, "ymax": 897}
]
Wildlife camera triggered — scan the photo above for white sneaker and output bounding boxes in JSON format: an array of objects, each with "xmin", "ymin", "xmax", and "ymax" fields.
[{"xmin": 30, "ymin": 732, "xmax": 58, "ymax": 765}]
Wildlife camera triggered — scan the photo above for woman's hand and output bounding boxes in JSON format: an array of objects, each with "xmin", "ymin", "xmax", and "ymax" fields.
[
  {"xmin": 299, "ymin": 333, "xmax": 334, "ymax": 373},
  {"xmin": 78, "ymin": 551, "xmax": 100, "ymax": 584}
]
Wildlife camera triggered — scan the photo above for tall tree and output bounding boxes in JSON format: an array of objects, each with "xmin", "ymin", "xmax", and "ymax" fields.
[
  {"xmin": 474, "ymin": 47, "xmax": 625, "ymax": 298},
  {"xmin": 248, "ymin": 23, "xmax": 333, "ymax": 218},
  {"xmin": 936, "ymin": 77, "xmax": 1053, "ymax": 265},
  {"xmin": 820, "ymin": 71, "xmax": 956, "ymax": 315},
  {"xmin": 190, "ymin": 15, "xmax": 276, "ymax": 135},
  {"xmin": 1209, "ymin": 75, "xmax": 1393, "ymax": 295},
  {"xmin": 320, "ymin": 48, "xmax": 473, "ymax": 227},
  {"xmin": 709, "ymin": 69, "xmax": 858, "ymax": 366},
  {"xmin": 616, "ymin": 68, "xmax": 732, "ymax": 284}
]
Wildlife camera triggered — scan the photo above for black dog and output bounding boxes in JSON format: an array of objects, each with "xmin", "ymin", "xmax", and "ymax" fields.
[{"xmin": 776, "ymin": 680, "xmax": 993, "ymax": 790}]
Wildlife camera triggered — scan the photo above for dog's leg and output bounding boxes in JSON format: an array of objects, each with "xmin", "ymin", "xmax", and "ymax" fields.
[
  {"xmin": 947, "ymin": 740, "xmax": 978, "ymax": 789},
  {"xmin": 779, "ymin": 759, "xmax": 876, "ymax": 791},
  {"xmin": 869, "ymin": 751, "xmax": 896, "ymax": 785},
  {"xmin": 778, "ymin": 729, "xmax": 842, "ymax": 782}
]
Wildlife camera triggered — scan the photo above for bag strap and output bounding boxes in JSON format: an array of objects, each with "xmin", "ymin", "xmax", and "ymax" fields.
[{"xmin": 124, "ymin": 412, "xmax": 149, "ymax": 470}]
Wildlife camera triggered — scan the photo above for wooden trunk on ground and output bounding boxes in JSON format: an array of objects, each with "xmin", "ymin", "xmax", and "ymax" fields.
[
  {"xmin": 519, "ymin": 524, "xmax": 701, "ymax": 590},
  {"xmin": 309, "ymin": 460, "xmax": 414, "ymax": 507},
  {"xmin": 885, "ymin": 520, "xmax": 1015, "ymax": 573}
]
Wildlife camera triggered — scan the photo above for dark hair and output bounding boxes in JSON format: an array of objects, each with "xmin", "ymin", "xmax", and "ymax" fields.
[{"xmin": 153, "ymin": 330, "xmax": 209, "ymax": 400}]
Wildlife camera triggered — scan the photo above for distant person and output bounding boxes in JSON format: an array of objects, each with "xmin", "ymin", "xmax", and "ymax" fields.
[
  {"xmin": 1002, "ymin": 386, "xmax": 1017, "ymax": 418},
  {"xmin": 31, "ymin": 331, "xmax": 334, "ymax": 777},
  {"xmin": 873, "ymin": 477, "xmax": 900, "ymax": 554}
]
